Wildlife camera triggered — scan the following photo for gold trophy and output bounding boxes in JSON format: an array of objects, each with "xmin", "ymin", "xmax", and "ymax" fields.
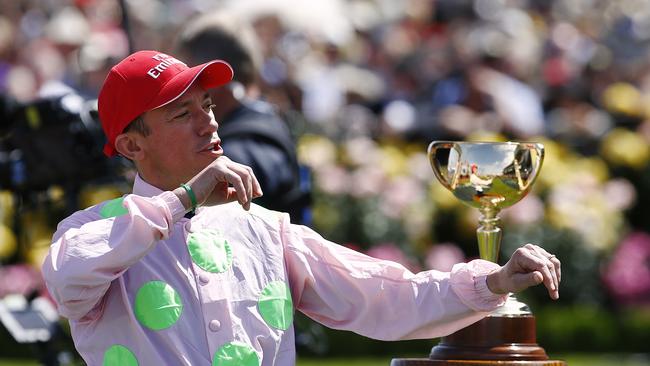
[
  {"xmin": 392, "ymin": 141, "xmax": 566, "ymax": 366},
  {"xmin": 428, "ymin": 141, "xmax": 543, "ymax": 265}
]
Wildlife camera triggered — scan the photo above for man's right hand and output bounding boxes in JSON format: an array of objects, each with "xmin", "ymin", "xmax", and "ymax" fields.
[{"xmin": 174, "ymin": 156, "xmax": 263, "ymax": 211}]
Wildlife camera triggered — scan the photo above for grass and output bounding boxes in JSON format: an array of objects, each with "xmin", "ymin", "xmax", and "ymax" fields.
[{"xmin": 2, "ymin": 354, "xmax": 649, "ymax": 366}]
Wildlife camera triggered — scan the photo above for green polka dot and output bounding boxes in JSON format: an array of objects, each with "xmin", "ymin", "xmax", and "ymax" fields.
[
  {"xmin": 212, "ymin": 342, "xmax": 259, "ymax": 366},
  {"xmin": 187, "ymin": 230, "xmax": 233, "ymax": 273},
  {"xmin": 100, "ymin": 197, "xmax": 128, "ymax": 218},
  {"xmin": 134, "ymin": 281, "xmax": 183, "ymax": 330},
  {"xmin": 103, "ymin": 344, "xmax": 138, "ymax": 366},
  {"xmin": 258, "ymin": 281, "xmax": 293, "ymax": 330}
]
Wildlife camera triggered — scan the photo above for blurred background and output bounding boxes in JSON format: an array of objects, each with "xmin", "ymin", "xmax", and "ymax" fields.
[{"xmin": 0, "ymin": 0, "xmax": 649, "ymax": 365}]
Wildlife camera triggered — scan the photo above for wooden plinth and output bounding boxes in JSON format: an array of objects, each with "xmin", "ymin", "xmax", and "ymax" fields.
[
  {"xmin": 390, "ymin": 359, "xmax": 565, "ymax": 365},
  {"xmin": 391, "ymin": 314, "xmax": 566, "ymax": 366}
]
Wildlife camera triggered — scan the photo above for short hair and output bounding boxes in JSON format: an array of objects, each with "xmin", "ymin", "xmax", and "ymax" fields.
[
  {"xmin": 175, "ymin": 12, "xmax": 261, "ymax": 87},
  {"xmin": 123, "ymin": 115, "xmax": 150, "ymax": 137}
]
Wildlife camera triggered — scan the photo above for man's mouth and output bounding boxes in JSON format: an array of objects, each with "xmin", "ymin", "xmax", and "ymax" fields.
[{"xmin": 200, "ymin": 140, "xmax": 222, "ymax": 153}]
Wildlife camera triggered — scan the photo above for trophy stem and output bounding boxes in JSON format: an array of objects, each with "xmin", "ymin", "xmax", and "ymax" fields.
[{"xmin": 477, "ymin": 206, "xmax": 502, "ymax": 263}]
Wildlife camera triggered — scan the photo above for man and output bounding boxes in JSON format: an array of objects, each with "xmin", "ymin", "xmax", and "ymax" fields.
[
  {"xmin": 42, "ymin": 50, "xmax": 561, "ymax": 366},
  {"xmin": 175, "ymin": 12, "xmax": 310, "ymax": 224}
]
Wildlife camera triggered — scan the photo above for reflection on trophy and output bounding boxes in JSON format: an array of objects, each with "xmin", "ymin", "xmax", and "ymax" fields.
[{"xmin": 392, "ymin": 141, "xmax": 566, "ymax": 366}]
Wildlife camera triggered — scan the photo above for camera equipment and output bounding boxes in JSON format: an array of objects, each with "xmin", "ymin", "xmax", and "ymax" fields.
[
  {"xmin": 0, "ymin": 92, "xmax": 112, "ymax": 365},
  {"xmin": 0, "ymin": 292, "xmax": 73, "ymax": 366},
  {"xmin": 0, "ymin": 92, "xmax": 111, "ymax": 193},
  {"xmin": 0, "ymin": 294, "xmax": 58, "ymax": 344}
]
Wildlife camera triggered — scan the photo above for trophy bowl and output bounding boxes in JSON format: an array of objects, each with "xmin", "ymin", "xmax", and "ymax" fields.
[{"xmin": 428, "ymin": 141, "xmax": 544, "ymax": 263}]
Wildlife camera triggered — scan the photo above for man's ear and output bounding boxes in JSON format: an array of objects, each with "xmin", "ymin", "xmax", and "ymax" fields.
[{"xmin": 114, "ymin": 133, "xmax": 144, "ymax": 161}]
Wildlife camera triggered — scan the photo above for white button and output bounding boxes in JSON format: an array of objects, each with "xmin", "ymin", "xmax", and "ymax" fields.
[
  {"xmin": 209, "ymin": 319, "xmax": 221, "ymax": 332},
  {"xmin": 198, "ymin": 274, "xmax": 210, "ymax": 285}
]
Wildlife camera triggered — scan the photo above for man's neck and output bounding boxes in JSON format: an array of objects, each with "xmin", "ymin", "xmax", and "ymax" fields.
[{"xmin": 136, "ymin": 169, "xmax": 177, "ymax": 193}]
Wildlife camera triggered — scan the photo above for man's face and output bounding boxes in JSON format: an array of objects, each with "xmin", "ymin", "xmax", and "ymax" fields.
[{"xmin": 137, "ymin": 83, "xmax": 223, "ymax": 189}]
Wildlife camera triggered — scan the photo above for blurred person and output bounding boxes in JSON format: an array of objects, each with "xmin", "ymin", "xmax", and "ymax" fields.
[
  {"xmin": 41, "ymin": 50, "xmax": 561, "ymax": 366},
  {"xmin": 174, "ymin": 11, "xmax": 310, "ymax": 224},
  {"xmin": 467, "ymin": 63, "xmax": 545, "ymax": 138}
]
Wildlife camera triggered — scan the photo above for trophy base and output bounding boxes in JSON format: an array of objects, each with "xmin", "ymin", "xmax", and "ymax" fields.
[
  {"xmin": 390, "ymin": 359, "xmax": 565, "ymax": 365},
  {"xmin": 390, "ymin": 313, "xmax": 566, "ymax": 366}
]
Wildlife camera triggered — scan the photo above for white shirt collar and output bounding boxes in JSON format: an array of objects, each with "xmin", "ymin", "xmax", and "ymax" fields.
[{"xmin": 132, "ymin": 174, "xmax": 165, "ymax": 198}]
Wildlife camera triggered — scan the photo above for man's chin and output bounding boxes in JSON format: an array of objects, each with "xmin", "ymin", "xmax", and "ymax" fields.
[
  {"xmin": 196, "ymin": 153, "xmax": 221, "ymax": 169},
  {"xmin": 198, "ymin": 148, "xmax": 223, "ymax": 159}
]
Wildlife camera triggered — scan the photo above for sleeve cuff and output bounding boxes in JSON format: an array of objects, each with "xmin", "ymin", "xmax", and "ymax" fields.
[
  {"xmin": 158, "ymin": 191, "xmax": 187, "ymax": 223},
  {"xmin": 449, "ymin": 259, "xmax": 507, "ymax": 312}
]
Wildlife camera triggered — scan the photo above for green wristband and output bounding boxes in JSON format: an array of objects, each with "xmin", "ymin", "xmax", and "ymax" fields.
[{"xmin": 180, "ymin": 183, "xmax": 197, "ymax": 210}]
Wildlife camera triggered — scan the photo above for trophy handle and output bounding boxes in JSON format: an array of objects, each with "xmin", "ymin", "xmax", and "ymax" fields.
[
  {"xmin": 427, "ymin": 141, "xmax": 458, "ymax": 190},
  {"xmin": 519, "ymin": 142, "xmax": 545, "ymax": 190}
]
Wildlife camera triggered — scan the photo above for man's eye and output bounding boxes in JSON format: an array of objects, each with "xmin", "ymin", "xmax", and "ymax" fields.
[{"xmin": 174, "ymin": 111, "xmax": 189, "ymax": 119}]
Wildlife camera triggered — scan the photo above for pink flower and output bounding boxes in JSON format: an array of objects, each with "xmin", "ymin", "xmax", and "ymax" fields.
[
  {"xmin": 349, "ymin": 165, "xmax": 386, "ymax": 198},
  {"xmin": 603, "ymin": 178, "xmax": 637, "ymax": 211},
  {"xmin": 425, "ymin": 243, "xmax": 466, "ymax": 271},
  {"xmin": 602, "ymin": 232, "xmax": 650, "ymax": 305},
  {"xmin": 0, "ymin": 264, "xmax": 44, "ymax": 298},
  {"xmin": 379, "ymin": 177, "xmax": 424, "ymax": 218},
  {"xmin": 315, "ymin": 164, "xmax": 349, "ymax": 195}
]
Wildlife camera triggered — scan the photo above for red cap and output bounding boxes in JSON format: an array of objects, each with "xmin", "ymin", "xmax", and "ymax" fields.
[{"xmin": 98, "ymin": 50, "xmax": 233, "ymax": 157}]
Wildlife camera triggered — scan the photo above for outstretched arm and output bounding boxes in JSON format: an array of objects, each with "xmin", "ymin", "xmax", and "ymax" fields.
[{"xmin": 282, "ymin": 220, "xmax": 509, "ymax": 341}]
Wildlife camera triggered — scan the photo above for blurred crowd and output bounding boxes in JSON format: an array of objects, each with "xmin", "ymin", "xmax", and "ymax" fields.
[{"xmin": 1, "ymin": 0, "xmax": 650, "ymax": 336}]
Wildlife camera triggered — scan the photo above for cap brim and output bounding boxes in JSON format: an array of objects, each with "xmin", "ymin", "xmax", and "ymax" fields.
[{"xmin": 146, "ymin": 60, "xmax": 234, "ymax": 111}]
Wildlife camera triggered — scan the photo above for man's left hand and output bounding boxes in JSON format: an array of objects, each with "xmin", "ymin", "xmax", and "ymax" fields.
[{"xmin": 486, "ymin": 244, "xmax": 561, "ymax": 300}]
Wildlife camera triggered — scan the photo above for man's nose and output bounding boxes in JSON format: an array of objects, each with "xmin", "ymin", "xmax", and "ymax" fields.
[{"xmin": 196, "ymin": 109, "xmax": 218, "ymax": 135}]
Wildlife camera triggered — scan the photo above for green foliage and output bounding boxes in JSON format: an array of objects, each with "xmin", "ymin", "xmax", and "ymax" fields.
[
  {"xmin": 536, "ymin": 306, "xmax": 650, "ymax": 353},
  {"xmin": 312, "ymin": 194, "xmax": 409, "ymax": 250}
]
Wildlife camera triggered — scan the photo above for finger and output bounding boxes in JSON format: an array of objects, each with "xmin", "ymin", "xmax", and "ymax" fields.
[
  {"xmin": 534, "ymin": 246, "xmax": 562, "ymax": 284},
  {"xmin": 223, "ymin": 170, "xmax": 247, "ymax": 208},
  {"xmin": 228, "ymin": 163, "xmax": 253, "ymax": 207},
  {"xmin": 218, "ymin": 155, "xmax": 232, "ymax": 163},
  {"xmin": 232, "ymin": 163, "xmax": 262, "ymax": 199},
  {"xmin": 209, "ymin": 182, "xmax": 237, "ymax": 206},
  {"xmin": 225, "ymin": 187, "xmax": 240, "ymax": 204},
  {"xmin": 206, "ymin": 182, "xmax": 240, "ymax": 206},
  {"xmin": 253, "ymin": 183, "xmax": 263, "ymax": 198},
  {"xmin": 249, "ymin": 167, "xmax": 263, "ymax": 198},
  {"xmin": 511, "ymin": 271, "xmax": 543, "ymax": 292},
  {"xmin": 517, "ymin": 246, "xmax": 557, "ymax": 299},
  {"xmin": 524, "ymin": 248, "xmax": 557, "ymax": 299},
  {"xmin": 527, "ymin": 245, "xmax": 559, "ymax": 298},
  {"xmin": 552, "ymin": 256, "xmax": 561, "ymax": 283}
]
